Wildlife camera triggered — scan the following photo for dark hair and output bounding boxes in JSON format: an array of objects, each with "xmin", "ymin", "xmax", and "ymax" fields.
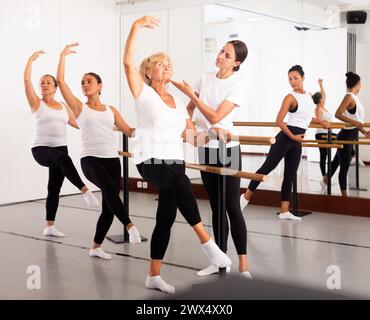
[
  {"xmin": 288, "ymin": 65, "xmax": 304, "ymax": 77},
  {"xmin": 41, "ymin": 74, "xmax": 57, "ymax": 88},
  {"xmin": 312, "ymin": 92, "xmax": 322, "ymax": 105},
  {"xmin": 85, "ymin": 72, "xmax": 102, "ymax": 84},
  {"xmin": 345, "ymin": 72, "xmax": 360, "ymax": 89},
  {"xmin": 84, "ymin": 72, "xmax": 102, "ymax": 95},
  {"xmin": 227, "ymin": 40, "xmax": 248, "ymax": 72}
]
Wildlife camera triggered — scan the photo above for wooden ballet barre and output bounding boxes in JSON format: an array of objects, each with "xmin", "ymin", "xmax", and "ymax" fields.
[
  {"xmin": 118, "ymin": 151, "xmax": 133, "ymax": 158},
  {"xmin": 233, "ymin": 121, "xmax": 345, "ymax": 129},
  {"xmin": 301, "ymin": 143, "xmax": 343, "ymax": 149},
  {"xmin": 305, "ymin": 139, "xmax": 370, "ymax": 145},
  {"xmin": 240, "ymin": 141, "xmax": 274, "ymax": 146},
  {"xmin": 233, "ymin": 135, "xmax": 276, "ymax": 144},
  {"xmin": 117, "ymin": 151, "xmax": 267, "ymax": 182},
  {"xmin": 185, "ymin": 163, "xmax": 267, "ymax": 182}
]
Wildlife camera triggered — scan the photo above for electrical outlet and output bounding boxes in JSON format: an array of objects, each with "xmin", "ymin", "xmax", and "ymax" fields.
[
  {"xmin": 137, "ymin": 181, "xmax": 142, "ymax": 188},
  {"xmin": 142, "ymin": 182, "xmax": 148, "ymax": 189}
]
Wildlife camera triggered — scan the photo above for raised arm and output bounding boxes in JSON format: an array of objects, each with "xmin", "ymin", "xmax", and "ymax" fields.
[
  {"xmin": 110, "ymin": 106, "xmax": 135, "ymax": 137},
  {"xmin": 61, "ymin": 102, "xmax": 79, "ymax": 129},
  {"xmin": 335, "ymin": 94, "xmax": 367, "ymax": 135},
  {"xmin": 24, "ymin": 51, "xmax": 44, "ymax": 112},
  {"xmin": 171, "ymin": 80, "xmax": 236, "ymax": 125},
  {"xmin": 276, "ymin": 94, "xmax": 305, "ymax": 143},
  {"xmin": 123, "ymin": 16, "xmax": 160, "ymax": 99},
  {"xmin": 57, "ymin": 43, "xmax": 83, "ymax": 118},
  {"xmin": 318, "ymin": 79, "xmax": 326, "ymax": 105}
]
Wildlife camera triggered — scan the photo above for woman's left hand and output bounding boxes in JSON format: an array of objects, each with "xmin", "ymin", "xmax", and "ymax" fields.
[
  {"xmin": 170, "ymin": 80, "xmax": 196, "ymax": 99},
  {"xmin": 320, "ymin": 120, "xmax": 331, "ymax": 129}
]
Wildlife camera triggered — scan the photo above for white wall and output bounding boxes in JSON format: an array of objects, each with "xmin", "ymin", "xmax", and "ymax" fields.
[{"xmin": 0, "ymin": 0, "xmax": 120, "ymax": 205}]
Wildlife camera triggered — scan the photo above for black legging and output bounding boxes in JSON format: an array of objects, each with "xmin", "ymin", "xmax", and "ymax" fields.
[
  {"xmin": 248, "ymin": 126, "xmax": 305, "ymax": 201},
  {"xmin": 31, "ymin": 146, "xmax": 85, "ymax": 221},
  {"xmin": 329, "ymin": 128, "xmax": 359, "ymax": 191},
  {"xmin": 81, "ymin": 157, "xmax": 132, "ymax": 244},
  {"xmin": 198, "ymin": 145, "xmax": 247, "ymax": 255},
  {"xmin": 137, "ymin": 159, "xmax": 201, "ymax": 260},
  {"xmin": 315, "ymin": 133, "xmax": 337, "ymax": 176}
]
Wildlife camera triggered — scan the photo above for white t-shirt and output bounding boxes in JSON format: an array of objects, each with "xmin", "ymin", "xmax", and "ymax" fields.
[
  {"xmin": 316, "ymin": 108, "xmax": 333, "ymax": 134},
  {"xmin": 77, "ymin": 104, "xmax": 118, "ymax": 158},
  {"xmin": 193, "ymin": 72, "xmax": 244, "ymax": 148},
  {"xmin": 287, "ymin": 91, "xmax": 316, "ymax": 130},
  {"xmin": 32, "ymin": 100, "xmax": 68, "ymax": 148},
  {"xmin": 131, "ymin": 83, "xmax": 189, "ymax": 165},
  {"xmin": 343, "ymin": 92, "xmax": 365, "ymax": 130}
]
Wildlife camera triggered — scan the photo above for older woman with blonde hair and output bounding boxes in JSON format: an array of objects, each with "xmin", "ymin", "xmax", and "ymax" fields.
[{"xmin": 123, "ymin": 15, "xmax": 231, "ymax": 294}]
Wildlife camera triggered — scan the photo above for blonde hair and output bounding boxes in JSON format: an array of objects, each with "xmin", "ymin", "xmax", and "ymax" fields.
[{"xmin": 140, "ymin": 52, "xmax": 171, "ymax": 85}]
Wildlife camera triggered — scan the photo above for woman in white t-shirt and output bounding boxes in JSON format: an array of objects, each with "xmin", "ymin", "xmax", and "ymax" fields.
[
  {"xmin": 312, "ymin": 79, "xmax": 337, "ymax": 179},
  {"xmin": 171, "ymin": 40, "xmax": 252, "ymax": 279},
  {"xmin": 242, "ymin": 65, "xmax": 329, "ymax": 217},
  {"xmin": 24, "ymin": 50, "xmax": 99, "ymax": 238},
  {"xmin": 123, "ymin": 16, "xmax": 231, "ymax": 294},
  {"xmin": 56, "ymin": 43, "xmax": 142, "ymax": 260},
  {"xmin": 325, "ymin": 72, "xmax": 370, "ymax": 196}
]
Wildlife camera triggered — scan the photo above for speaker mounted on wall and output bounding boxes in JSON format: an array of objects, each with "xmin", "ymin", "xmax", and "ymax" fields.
[{"xmin": 346, "ymin": 11, "xmax": 367, "ymax": 24}]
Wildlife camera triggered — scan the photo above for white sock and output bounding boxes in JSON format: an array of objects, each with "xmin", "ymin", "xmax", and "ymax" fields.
[
  {"xmin": 240, "ymin": 194, "xmax": 249, "ymax": 211},
  {"xmin": 196, "ymin": 264, "xmax": 231, "ymax": 277},
  {"xmin": 201, "ymin": 239, "xmax": 232, "ymax": 268},
  {"xmin": 145, "ymin": 275, "xmax": 175, "ymax": 294},
  {"xmin": 43, "ymin": 225, "xmax": 65, "ymax": 237},
  {"xmin": 83, "ymin": 190, "xmax": 100, "ymax": 207},
  {"xmin": 240, "ymin": 271, "xmax": 253, "ymax": 279},
  {"xmin": 278, "ymin": 211, "xmax": 302, "ymax": 221},
  {"xmin": 128, "ymin": 226, "xmax": 141, "ymax": 244},
  {"xmin": 89, "ymin": 247, "xmax": 112, "ymax": 260}
]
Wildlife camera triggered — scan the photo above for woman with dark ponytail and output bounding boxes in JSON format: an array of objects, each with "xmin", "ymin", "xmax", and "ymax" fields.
[
  {"xmin": 240, "ymin": 65, "xmax": 330, "ymax": 219},
  {"xmin": 323, "ymin": 72, "xmax": 370, "ymax": 196},
  {"xmin": 171, "ymin": 40, "xmax": 251, "ymax": 278}
]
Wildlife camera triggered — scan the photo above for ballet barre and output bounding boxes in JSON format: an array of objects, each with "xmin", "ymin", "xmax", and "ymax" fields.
[
  {"xmin": 305, "ymin": 139, "xmax": 370, "ymax": 145},
  {"xmin": 233, "ymin": 121, "xmax": 346, "ymax": 129},
  {"xmin": 117, "ymin": 151, "xmax": 268, "ymax": 182}
]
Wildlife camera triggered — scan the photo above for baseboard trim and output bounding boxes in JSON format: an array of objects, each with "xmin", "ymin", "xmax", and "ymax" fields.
[{"xmin": 125, "ymin": 178, "xmax": 370, "ymax": 218}]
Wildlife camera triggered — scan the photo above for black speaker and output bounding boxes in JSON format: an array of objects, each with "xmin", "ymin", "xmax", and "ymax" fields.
[{"xmin": 346, "ymin": 11, "xmax": 367, "ymax": 24}]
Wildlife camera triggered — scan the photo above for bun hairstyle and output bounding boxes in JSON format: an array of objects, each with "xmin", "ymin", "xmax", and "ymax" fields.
[
  {"xmin": 312, "ymin": 92, "xmax": 322, "ymax": 105},
  {"xmin": 345, "ymin": 72, "xmax": 360, "ymax": 89},
  {"xmin": 84, "ymin": 72, "xmax": 103, "ymax": 95},
  {"xmin": 227, "ymin": 40, "xmax": 248, "ymax": 72},
  {"xmin": 288, "ymin": 65, "xmax": 305, "ymax": 77}
]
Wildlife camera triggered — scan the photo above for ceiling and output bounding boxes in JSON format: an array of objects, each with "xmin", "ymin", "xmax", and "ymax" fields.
[{"xmin": 295, "ymin": 0, "xmax": 370, "ymax": 10}]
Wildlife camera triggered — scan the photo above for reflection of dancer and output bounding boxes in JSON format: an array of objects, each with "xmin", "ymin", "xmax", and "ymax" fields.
[
  {"xmin": 24, "ymin": 50, "xmax": 99, "ymax": 238},
  {"xmin": 124, "ymin": 16, "xmax": 231, "ymax": 294},
  {"xmin": 324, "ymin": 72, "xmax": 370, "ymax": 196},
  {"xmin": 312, "ymin": 79, "xmax": 336, "ymax": 180},
  {"xmin": 172, "ymin": 41, "xmax": 251, "ymax": 278},
  {"xmin": 57, "ymin": 43, "xmax": 141, "ymax": 260},
  {"xmin": 241, "ymin": 65, "xmax": 330, "ymax": 220}
]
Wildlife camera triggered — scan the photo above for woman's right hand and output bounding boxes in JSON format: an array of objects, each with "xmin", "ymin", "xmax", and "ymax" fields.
[
  {"xmin": 291, "ymin": 134, "xmax": 305, "ymax": 143},
  {"xmin": 133, "ymin": 16, "xmax": 161, "ymax": 29},
  {"xmin": 60, "ymin": 43, "xmax": 79, "ymax": 57},
  {"xmin": 29, "ymin": 50, "xmax": 45, "ymax": 62}
]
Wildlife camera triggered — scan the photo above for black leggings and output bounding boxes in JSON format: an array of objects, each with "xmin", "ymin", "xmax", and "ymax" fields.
[
  {"xmin": 81, "ymin": 157, "xmax": 132, "ymax": 244},
  {"xmin": 198, "ymin": 146, "xmax": 247, "ymax": 255},
  {"xmin": 32, "ymin": 146, "xmax": 85, "ymax": 221},
  {"xmin": 329, "ymin": 128, "xmax": 359, "ymax": 191},
  {"xmin": 248, "ymin": 126, "xmax": 305, "ymax": 201},
  {"xmin": 315, "ymin": 133, "xmax": 337, "ymax": 176},
  {"xmin": 137, "ymin": 159, "xmax": 201, "ymax": 260}
]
